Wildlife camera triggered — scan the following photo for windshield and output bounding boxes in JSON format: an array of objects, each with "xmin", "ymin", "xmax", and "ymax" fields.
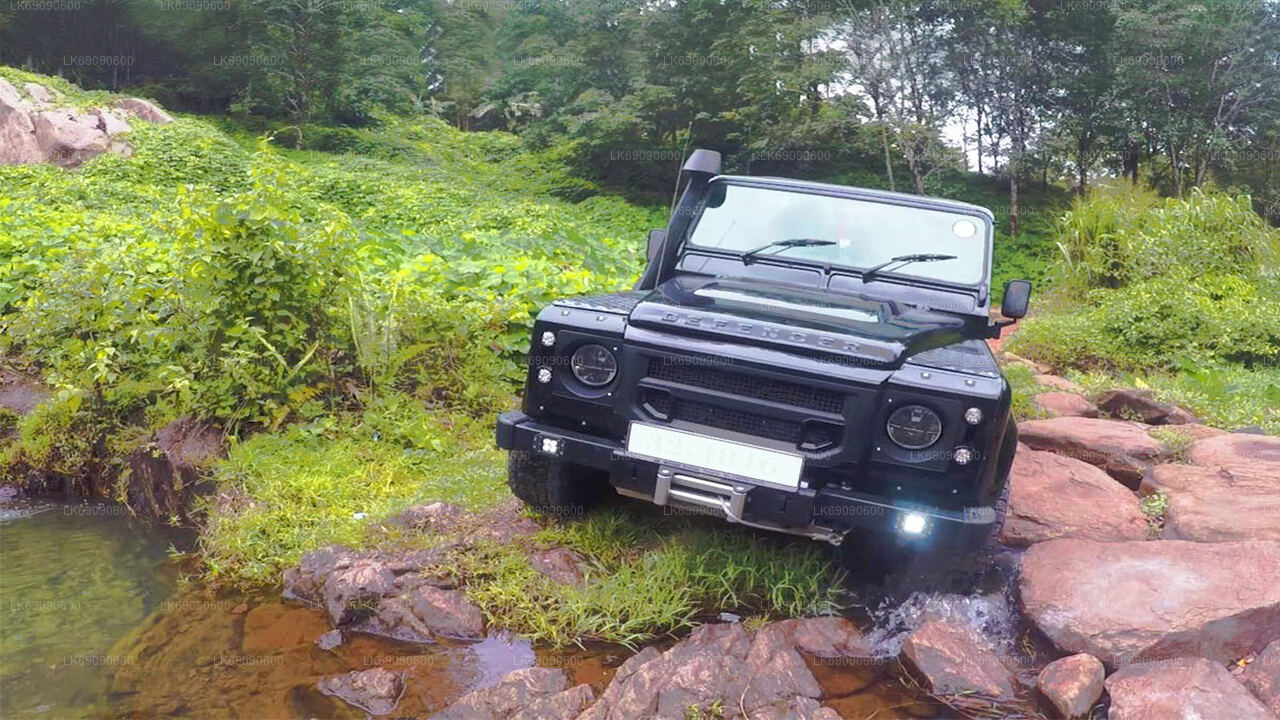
[{"xmin": 685, "ymin": 182, "xmax": 989, "ymax": 285}]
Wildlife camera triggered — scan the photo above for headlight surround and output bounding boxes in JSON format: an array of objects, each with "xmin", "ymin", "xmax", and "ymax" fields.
[
  {"xmin": 886, "ymin": 404, "xmax": 943, "ymax": 450},
  {"xmin": 570, "ymin": 344, "xmax": 618, "ymax": 387}
]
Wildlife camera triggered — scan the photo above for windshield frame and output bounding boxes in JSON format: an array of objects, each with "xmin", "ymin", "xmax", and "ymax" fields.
[{"xmin": 678, "ymin": 177, "xmax": 995, "ymax": 291}]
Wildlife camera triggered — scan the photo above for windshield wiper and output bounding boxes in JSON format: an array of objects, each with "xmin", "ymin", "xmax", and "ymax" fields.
[
  {"xmin": 861, "ymin": 253, "xmax": 956, "ymax": 283},
  {"xmin": 741, "ymin": 238, "xmax": 837, "ymax": 265}
]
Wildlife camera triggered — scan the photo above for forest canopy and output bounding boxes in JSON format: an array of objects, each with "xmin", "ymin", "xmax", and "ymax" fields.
[{"xmin": 4, "ymin": 0, "xmax": 1278, "ymax": 217}]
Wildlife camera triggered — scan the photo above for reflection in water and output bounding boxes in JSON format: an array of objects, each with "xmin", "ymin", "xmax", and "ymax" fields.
[{"xmin": 0, "ymin": 499, "xmax": 188, "ymax": 718}]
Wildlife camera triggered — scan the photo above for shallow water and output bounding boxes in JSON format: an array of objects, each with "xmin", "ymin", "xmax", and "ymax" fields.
[
  {"xmin": 0, "ymin": 499, "xmax": 190, "ymax": 718},
  {"xmin": 0, "ymin": 497, "xmax": 1042, "ymax": 718}
]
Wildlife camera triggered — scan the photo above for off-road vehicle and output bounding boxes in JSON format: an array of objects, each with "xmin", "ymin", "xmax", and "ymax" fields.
[{"xmin": 496, "ymin": 150, "xmax": 1030, "ymax": 587}]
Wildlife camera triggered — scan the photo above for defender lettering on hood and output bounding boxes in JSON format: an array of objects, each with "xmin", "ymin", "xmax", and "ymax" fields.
[{"xmin": 629, "ymin": 276, "xmax": 970, "ymax": 368}]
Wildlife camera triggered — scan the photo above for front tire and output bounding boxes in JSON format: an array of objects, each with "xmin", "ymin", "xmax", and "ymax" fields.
[{"xmin": 506, "ymin": 452, "xmax": 607, "ymax": 519}]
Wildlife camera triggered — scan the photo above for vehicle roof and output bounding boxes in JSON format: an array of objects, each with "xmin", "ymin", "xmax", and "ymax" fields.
[{"xmin": 714, "ymin": 175, "xmax": 996, "ymax": 221}]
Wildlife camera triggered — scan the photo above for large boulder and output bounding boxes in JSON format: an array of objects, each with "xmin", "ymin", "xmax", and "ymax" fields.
[
  {"xmin": 1035, "ymin": 653, "xmax": 1104, "ymax": 719},
  {"xmin": 1001, "ymin": 448, "xmax": 1148, "ymax": 547},
  {"xmin": 1020, "ymin": 538, "xmax": 1280, "ymax": 666},
  {"xmin": 899, "ymin": 618, "xmax": 1016, "ymax": 701},
  {"xmin": 317, "ymin": 667, "xmax": 403, "ymax": 716},
  {"xmin": 1105, "ymin": 657, "xmax": 1274, "ymax": 720},
  {"xmin": 1141, "ymin": 464, "xmax": 1280, "ymax": 542},
  {"xmin": 1033, "ymin": 392, "xmax": 1099, "ymax": 419},
  {"xmin": 1189, "ymin": 433, "xmax": 1280, "ymax": 475},
  {"xmin": 1017, "ymin": 417, "xmax": 1166, "ymax": 487},
  {"xmin": 23, "ymin": 82, "xmax": 62, "ymax": 105},
  {"xmin": 0, "ymin": 78, "xmax": 42, "ymax": 164},
  {"xmin": 578, "ymin": 622, "xmax": 834, "ymax": 720},
  {"xmin": 433, "ymin": 667, "xmax": 593, "ymax": 720},
  {"xmin": 32, "ymin": 109, "xmax": 112, "ymax": 167},
  {"xmin": 1242, "ymin": 640, "xmax": 1280, "ymax": 714}
]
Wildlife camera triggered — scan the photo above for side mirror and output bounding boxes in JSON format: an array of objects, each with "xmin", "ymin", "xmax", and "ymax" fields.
[
  {"xmin": 647, "ymin": 229, "xmax": 667, "ymax": 262},
  {"xmin": 1001, "ymin": 279, "xmax": 1032, "ymax": 319}
]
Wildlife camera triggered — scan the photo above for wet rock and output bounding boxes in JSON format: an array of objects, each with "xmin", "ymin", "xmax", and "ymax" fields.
[
  {"xmin": 363, "ymin": 585, "xmax": 485, "ymax": 641},
  {"xmin": 1033, "ymin": 391, "xmax": 1098, "ymax": 418},
  {"xmin": 321, "ymin": 557, "xmax": 395, "ymax": 625},
  {"xmin": 1017, "ymin": 417, "xmax": 1166, "ymax": 487},
  {"xmin": 123, "ymin": 417, "xmax": 224, "ymax": 523},
  {"xmin": 1034, "ymin": 373, "xmax": 1081, "ymax": 392},
  {"xmin": 1020, "ymin": 538, "xmax": 1280, "ymax": 666},
  {"xmin": 529, "ymin": 547, "xmax": 586, "ymax": 586},
  {"xmin": 317, "ymin": 667, "xmax": 403, "ymax": 716},
  {"xmin": 1242, "ymin": 640, "xmax": 1280, "ymax": 714},
  {"xmin": 315, "ymin": 629, "xmax": 343, "ymax": 651},
  {"xmin": 432, "ymin": 667, "xmax": 593, "ymax": 720},
  {"xmin": 1105, "ymin": 657, "xmax": 1273, "ymax": 720},
  {"xmin": 1035, "ymin": 653, "xmax": 1103, "ymax": 719},
  {"xmin": 580, "ymin": 622, "xmax": 829, "ymax": 720},
  {"xmin": 780, "ymin": 616, "xmax": 873, "ymax": 659},
  {"xmin": 1189, "ymin": 433, "xmax": 1280, "ymax": 475},
  {"xmin": 1002, "ymin": 448, "xmax": 1147, "ymax": 547},
  {"xmin": 899, "ymin": 618, "xmax": 1016, "ymax": 701},
  {"xmin": 0, "ymin": 367, "xmax": 48, "ymax": 414},
  {"xmin": 1141, "ymin": 464, "xmax": 1280, "ymax": 542},
  {"xmin": 115, "ymin": 97, "xmax": 174, "ymax": 124},
  {"xmin": 1097, "ymin": 388, "xmax": 1186, "ymax": 425}
]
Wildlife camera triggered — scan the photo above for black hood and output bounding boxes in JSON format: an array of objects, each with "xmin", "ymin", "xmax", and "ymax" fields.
[{"xmin": 628, "ymin": 276, "xmax": 975, "ymax": 368}]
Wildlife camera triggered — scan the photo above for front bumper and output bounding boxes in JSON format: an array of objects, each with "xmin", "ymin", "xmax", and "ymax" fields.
[{"xmin": 496, "ymin": 410, "xmax": 998, "ymax": 547}]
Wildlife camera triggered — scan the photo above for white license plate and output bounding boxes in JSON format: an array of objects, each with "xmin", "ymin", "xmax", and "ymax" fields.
[{"xmin": 625, "ymin": 423, "xmax": 803, "ymax": 489}]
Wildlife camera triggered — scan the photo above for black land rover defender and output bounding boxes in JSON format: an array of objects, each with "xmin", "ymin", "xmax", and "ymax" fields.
[{"xmin": 496, "ymin": 150, "xmax": 1030, "ymax": 587}]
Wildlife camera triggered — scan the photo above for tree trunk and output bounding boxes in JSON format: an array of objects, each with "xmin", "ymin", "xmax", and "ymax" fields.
[
  {"xmin": 975, "ymin": 106, "xmax": 984, "ymax": 174},
  {"xmin": 880, "ymin": 123, "xmax": 896, "ymax": 192},
  {"xmin": 1123, "ymin": 140, "xmax": 1139, "ymax": 184},
  {"xmin": 1009, "ymin": 173, "xmax": 1019, "ymax": 238}
]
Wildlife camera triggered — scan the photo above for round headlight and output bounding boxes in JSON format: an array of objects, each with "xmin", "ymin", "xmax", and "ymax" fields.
[
  {"xmin": 570, "ymin": 344, "xmax": 618, "ymax": 387},
  {"xmin": 886, "ymin": 404, "xmax": 943, "ymax": 450}
]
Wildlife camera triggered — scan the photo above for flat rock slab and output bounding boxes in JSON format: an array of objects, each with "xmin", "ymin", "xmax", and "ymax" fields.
[
  {"xmin": 1242, "ymin": 640, "xmax": 1280, "ymax": 714},
  {"xmin": 1033, "ymin": 391, "xmax": 1099, "ymax": 418},
  {"xmin": 1020, "ymin": 538, "xmax": 1280, "ymax": 666},
  {"xmin": 1002, "ymin": 448, "xmax": 1147, "ymax": 547},
  {"xmin": 1018, "ymin": 417, "xmax": 1165, "ymax": 487},
  {"xmin": 1190, "ymin": 433, "xmax": 1280, "ymax": 475},
  {"xmin": 899, "ymin": 618, "xmax": 1016, "ymax": 701},
  {"xmin": 1036, "ymin": 653, "xmax": 1104, "ymax": 719},
  {"xmin": 432, "ymin": 667, "xmax": 593, "ymax": 720},
  {"xmin": 1105, "ymin": 657, "xmax": 1274, "ymax": 720},
  {"xmin": 1141, "ymin": 464, "xmax": 1280, "ymax": 542}
]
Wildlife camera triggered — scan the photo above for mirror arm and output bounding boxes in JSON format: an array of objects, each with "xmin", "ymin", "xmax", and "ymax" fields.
[{"xmin": 987, "ymin": 318, "xmax": 1017, "ymax": 339}]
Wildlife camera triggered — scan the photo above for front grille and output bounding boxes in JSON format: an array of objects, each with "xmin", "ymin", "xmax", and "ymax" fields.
[
  {"xmin": 646, "ymin": 391, "xmax": 803, "ymax": 443},
  {"xmin": 646, "ymin": 358, "xmax": 843, "ymax": 413}
]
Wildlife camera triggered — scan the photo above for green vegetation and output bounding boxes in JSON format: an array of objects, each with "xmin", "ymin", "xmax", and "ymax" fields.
[
  {"xmin": 1008, "ymin": 185, "xmax": 1280, "ymax": 434},
  {"xmin": 1140, "ymin": 491, "xmax": 1169, "ymax": 539}
]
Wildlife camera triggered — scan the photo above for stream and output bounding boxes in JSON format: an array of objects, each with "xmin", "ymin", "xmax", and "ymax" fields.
[{"xmin": 1, "ymin": 497, "xmax": 1035, "ymax": 718}]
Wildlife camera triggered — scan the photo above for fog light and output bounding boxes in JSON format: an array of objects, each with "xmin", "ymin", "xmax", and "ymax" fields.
[
  {"xmin": 965, "ymin": 407, "xmax": 983, "ymax": 425},
  {"xmin": 540, "ymin": 331, "xmax": 556, "ymax": 347},
  {"xmin": 954, "ymin": 446, "xmax": 974, "ymax": 465},
  {"xmin": 536, "ymin": 367, "xmax": 553, "ymax": 384},
  {"xmin": 900, "ymin": 512, "xmax": 928, "ymax": 535},
  {"xmin": 539, "ymin": 436, "xmax": 561, "ymax": 455}
]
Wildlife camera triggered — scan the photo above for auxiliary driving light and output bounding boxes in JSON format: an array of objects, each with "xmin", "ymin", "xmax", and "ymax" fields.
[
  {"xmin": 964, "ymin": 407, "xmax": 983, "ymax": 425},
  {"xmin": 538, "ymin": 436, "xmax": 562, "ymax": 456},
  {"xmin": 541, "ymin": 331, "xmax": 557, "ymax": 347},
  {"xmin": 954, "ymin": 446, "xmax": 974, "ymax": 465},
  {"xmin": 900, "ymin": 512, "xmax": 928, "ymax": 536},
  {"xmin": 536, "ymin": 367, "xmax": 553, "ymax": 384}
]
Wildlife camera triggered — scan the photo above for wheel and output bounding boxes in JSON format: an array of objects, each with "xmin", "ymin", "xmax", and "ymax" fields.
[{"xmin": 506, "ymin": 452, "xmax": 607, "ymax": 519}]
